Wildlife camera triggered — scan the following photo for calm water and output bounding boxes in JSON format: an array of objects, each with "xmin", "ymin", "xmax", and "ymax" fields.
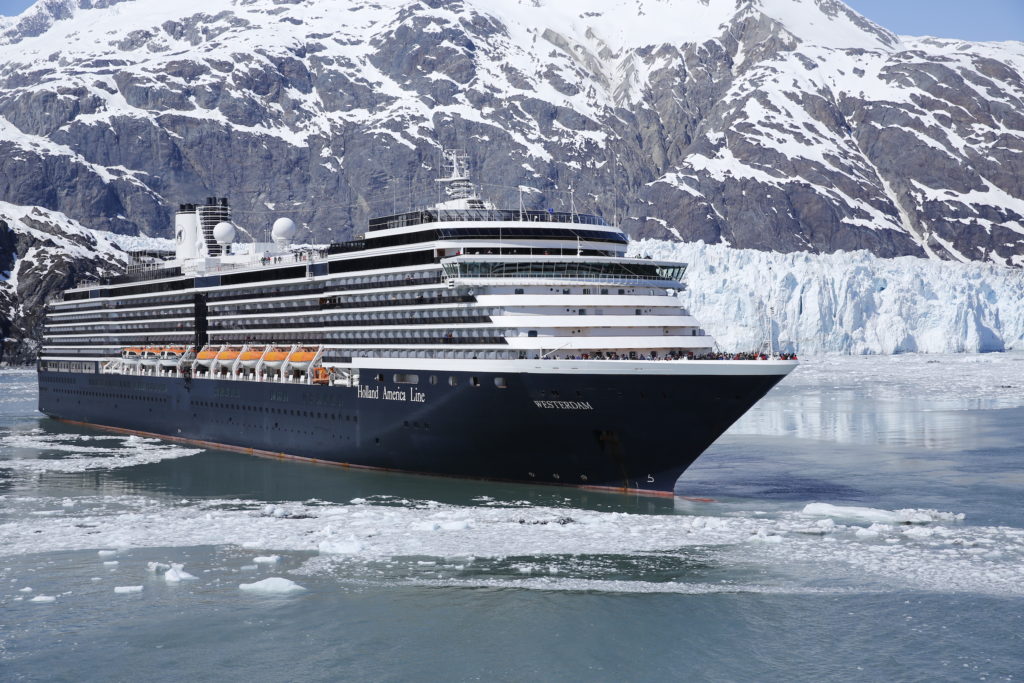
[{"xmin": 2, "ymin": 355, "xmax": 1023, "ymax": 682}]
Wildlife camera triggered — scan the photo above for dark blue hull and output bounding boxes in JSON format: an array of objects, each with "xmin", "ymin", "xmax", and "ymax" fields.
[{"xmin": 37, "ymin": 367, "xmax": 786, "ymax": 494}]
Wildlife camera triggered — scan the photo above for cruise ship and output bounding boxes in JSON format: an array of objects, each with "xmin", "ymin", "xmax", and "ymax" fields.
[{"xmin": 37, "ymin": 152, "xmax": 796, "ymax": 495}]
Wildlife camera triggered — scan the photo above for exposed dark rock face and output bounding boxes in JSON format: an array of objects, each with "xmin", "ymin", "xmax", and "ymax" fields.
[
  {"xmin": 0, "ymin": 207, "xmax": 125, "ymax": 364},
  {"xmin": 0, "ymin": 0, "xmax": 1022, "ymax": 358}
]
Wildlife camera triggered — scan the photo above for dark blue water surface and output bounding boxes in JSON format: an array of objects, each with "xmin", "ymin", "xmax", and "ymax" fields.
[{"xmin": 2, "ymin": 355, "xmax": 1022, "ymax": 682}]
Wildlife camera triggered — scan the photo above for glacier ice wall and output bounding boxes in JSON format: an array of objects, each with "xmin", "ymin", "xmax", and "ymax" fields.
[{"xmin": 631, "ymin": 240, "xmax": 1024, "ymax": 354}]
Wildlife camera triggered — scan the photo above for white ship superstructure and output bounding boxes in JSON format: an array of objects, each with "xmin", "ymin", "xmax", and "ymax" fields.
[{"xmin": 41, "ymin": 152, "xmax": 715, "ymax": 373}]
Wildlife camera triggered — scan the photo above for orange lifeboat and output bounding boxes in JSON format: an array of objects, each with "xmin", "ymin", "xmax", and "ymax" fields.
[
  {"xmin": 196, "ymin": 348, "xmax": 219, "ymax": 367},
  {"xmin": 239, "ymin": 347, "xmax": 268, "ymax": 369},
  {"xmin": 216, "ymin": 347, "xmax": 241, "ymax": 363},
  {"xmin": 262, "ymin": 347, "xmax": 290, "ymax": 370},
  {"xmin": 287, "ymin": 347, "xmax": 317, "ymax": 371}
]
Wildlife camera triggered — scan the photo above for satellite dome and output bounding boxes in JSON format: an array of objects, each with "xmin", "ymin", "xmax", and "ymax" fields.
[
  {"xmin": 213, "ymin": 221, "xmax": 237, "ymax": 245},
  {"xmin": 272, "ymin": 217, "xmax": 298, "ymax": 244}
]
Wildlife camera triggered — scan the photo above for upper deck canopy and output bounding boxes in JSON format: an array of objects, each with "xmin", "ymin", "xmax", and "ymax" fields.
[{"xmin": 368, "ymin": 209, "xmax": 609, "ymax": 233}]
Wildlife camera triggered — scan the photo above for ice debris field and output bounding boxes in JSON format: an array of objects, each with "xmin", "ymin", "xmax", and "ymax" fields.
[{"xmin": 1, "ymin": 487, "xmax": 1022, "ymax": 598}]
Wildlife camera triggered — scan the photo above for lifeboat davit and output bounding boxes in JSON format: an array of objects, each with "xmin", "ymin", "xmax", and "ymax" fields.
[
  {"xmin": 158, "ymin": 347, "xmax": 186, "ymax": 368},
  {"xmin": 195, "ymin": 348, "xmax": 219, "ymax": 367},
  {"xmin": 239, "ymin": 347, "xmax": 267, "ymax": 369},
  {"xmin": 287, "ymin": 347, "xmax": 317, "ymax": 371},
  {"xmin": 262, "ymin": 347, "xmax": 290, "ymax": 370},
  {"xmin": 122, "ymin": 347, "xmax": 144, "ymax": 364}
]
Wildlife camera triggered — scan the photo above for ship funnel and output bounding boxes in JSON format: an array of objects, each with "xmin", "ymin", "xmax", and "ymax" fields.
[{"xmin": 174, "ymin": 207, "xmax": 199, "ymax": 261}]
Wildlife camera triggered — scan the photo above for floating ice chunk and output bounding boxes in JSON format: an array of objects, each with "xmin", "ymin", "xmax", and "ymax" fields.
[
  {"xmin": 97, "ymin": 550, "xmax": 117, "ymax": 557},
  {"xmin": 241, "ymin": 541, "xmax": 262, "ymax": 549},
  {"xmin": 240, "ymin": 565, "xmax": 258, "ymax": 571},
  {"xmin": 164, "ymin": 564, "xmax": 197, "ymax": 583},
  {"xmin": 750, "ymin": 532, "xmax": 783, "ymax": 544},
  {"xmin": 114, "ymin": 585, "xmax": 143, "ymax": 594},
  {"xmin": 318, "ymin": 536, "xmax": 362, "ymax": 555},
  {"xmin": 103, "ymin": 561, "xmax": 118, "ymax": 566},
  {"xmin": 146, "ymin": 561, "xmax": 171, "ymax": 574},
  {"xmin": 439, "ymin": 519, "xmax": 472, "ymax": 531},
  {"xmin": 801, "ymin": 503, "xmax": 964, "ymax": 525},
  {"xmin": 902, "ymin": 527, "xmax": 936, "ymax": 539},
  {"xmin": 29, "ymin": 595, "xmax": 56, "ymax": 603},
  {"xmin": 253, "ymin": 555, "xmax": 280, "ymax": 565},
  {"xmin": 238, "ymin": 577, "xmax": 306, "ymax": 595},
  {"xmin": 18, "ymin": 586, "xmax": 32, "ymax": 593},
  {"xmin": 260, "ymin": 504, "xmax": 287, "ymax": 518}
]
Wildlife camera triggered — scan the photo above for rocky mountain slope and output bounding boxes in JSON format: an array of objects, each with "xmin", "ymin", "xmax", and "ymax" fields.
[
  {"xmin": 0, "ymin": 202, "xmax": 127, "ymax": 362},
  {"xmin": 1, "ymin": 0, "xmax": 1023, "ymax": 361}
]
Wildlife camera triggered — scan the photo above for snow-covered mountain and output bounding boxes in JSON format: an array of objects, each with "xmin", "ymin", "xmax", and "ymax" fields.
[
  {"xmin": 0, "ymin": 0, "xmax": 1022, "ymax": 261},
  {"xmin": 0, "ymin": 202, "xmax": 128, "ymax": 361},
  {"xmin": 1, "ymin": 0, "xmax": 1023, "ymax": 360}
]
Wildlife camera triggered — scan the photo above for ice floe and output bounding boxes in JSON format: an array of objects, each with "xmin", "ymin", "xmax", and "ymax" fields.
[
  {"xmin": 239, "ymin": 577, "xmax": 306, "ymax": 595},
  {"xmin": 0, "ymin": 430, "xmax": 202, "ymax": 473},
  {"xmin": 801, "ymin": 503, "xmax": 966, "ymax": 525},
  {"xmin": 1, "ymin": 493, "xmax": 1021, "ymax": 596},
  {"xmin": 114, "ymin": 585, "xmax": 143, "ymax": 594},
  {"xmin": 164, "ymin": 564, "xmax": 197, "ymax": 583}
]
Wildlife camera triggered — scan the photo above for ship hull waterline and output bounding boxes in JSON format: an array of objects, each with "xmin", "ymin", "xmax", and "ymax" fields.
[{"xmin": 37, "ymin": 365, "xmax": 789, "ymax": 496}]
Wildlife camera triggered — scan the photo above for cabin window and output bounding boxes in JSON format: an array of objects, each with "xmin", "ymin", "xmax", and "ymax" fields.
[
  {"xmin": 618, "ymin": 289, "xmax": 626, "ymax": 295},
  {"xmin": 528, "ymin": 330, "xmax": 538, "ymax": 337},
  {"xmin": 578, "ymin": 309, "xmax": 587, "ymax": 315},
  {"xmin": 514, "ymin": 288, "xmax": 524, "ymax": 294},
  {"xmin": 582, "ymin": 288, "xmax": 591, "ymax": 295},
  {"xmin": 494, "ymin": 377, "xmax": 507, "ymax": 389},
  {"xmin": 635, "ymin": 309, "xmax": 641, "ymax": 315},
  {"xmin": 562, "ymin": 288, "xmax": 570, "ymax": 295},
  {"xmin": 429, "ymin": 375, "xmax": 438, "ymax": 385},
  {"xmin": 448, "ymin": 376, "xmax": 458, "ymax": 386},
  {"xmin": 393, "ymin": 373, "xmax": 419, "ymax": 384},
  {"xmin": 374, "ymin": 373, "xmax": 384, "ymax": 381},
  {"xmin": 471, "ymin": 376, "xmax": 480, "ymax": 387}
]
